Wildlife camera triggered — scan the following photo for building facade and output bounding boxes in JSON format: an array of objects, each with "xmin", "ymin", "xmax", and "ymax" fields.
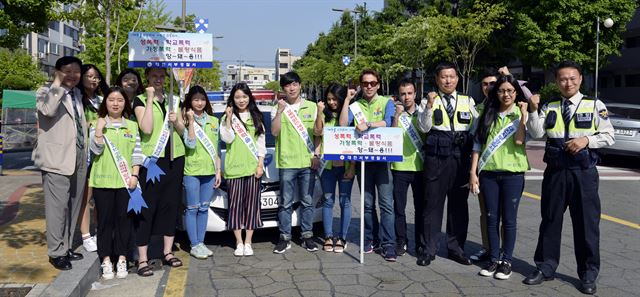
[
  {"xmin": 224, "ymin": 64, "xmax": 276, "ymax": 90},
  {"xmin": 275, "ymin": 48, "xmax": 300, "ymax": 80}
]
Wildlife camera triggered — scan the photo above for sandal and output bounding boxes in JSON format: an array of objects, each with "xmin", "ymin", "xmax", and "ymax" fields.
[
  {"xmin": 136, "ymin": 261, "xmax": 154, "ymax": 277},
  {"xmin": 334, "ymin": 238, "xmax": 346, "ymax": 253},
  {"xmin": 323, "ymin": 237, "xmax": 334, "ymax": 252},
  {"xmin": 163, "ymin": 252, "xmax": 183, "ymax": 268}
]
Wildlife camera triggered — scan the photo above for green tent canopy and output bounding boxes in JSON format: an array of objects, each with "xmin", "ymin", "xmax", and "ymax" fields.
[{"xmin": 2, "ymin": 89, "xmax": 36, "ymax": 109}]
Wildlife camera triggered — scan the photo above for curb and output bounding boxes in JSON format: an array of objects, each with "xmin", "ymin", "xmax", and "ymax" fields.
[{"xmin": 28, "ymin": 248, "xmax": 99, "ymax": 297}]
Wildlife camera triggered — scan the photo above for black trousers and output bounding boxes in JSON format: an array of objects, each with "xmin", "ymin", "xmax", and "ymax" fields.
[
  {"xmin": 421, "ymin": 154, "xmax": 470, "ymax": 257},
  {"xmin": 135, "ymin": 156, "xmax": 185, "ymax": 246},
  {"xmin": 94, "ymin": 188, "xmax": 131, "ymax": 260},
  {"xmin": 392, "ymin": 170, "xmax": 425, "ymax": 252},
  {"xmin": 534, "ymin": 166, "xmax": 601, "ymax": 282}
]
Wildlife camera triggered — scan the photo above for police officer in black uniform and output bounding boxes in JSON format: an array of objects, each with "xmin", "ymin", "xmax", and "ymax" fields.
[
  {"xmin": 416, "ymin": 62, "xmax": 478, "ymax": 266},
  {"xmin": 523, "ymin": 61, "xmax": 614, "ymax": 295}
]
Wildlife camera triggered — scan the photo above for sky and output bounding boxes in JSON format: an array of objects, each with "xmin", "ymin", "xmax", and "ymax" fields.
[{"xmin": 164, "ymin": 0, "xmax": 384, "ymax": 69}]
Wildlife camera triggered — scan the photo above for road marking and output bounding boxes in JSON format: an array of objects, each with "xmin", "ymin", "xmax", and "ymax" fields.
[
  {"xmin": 162, "ymin": 249, "xmax": 190, "ymax": 297},
  {"xmin": 522, "ymin": 191, "xmax": 640, "ymax": 230}
]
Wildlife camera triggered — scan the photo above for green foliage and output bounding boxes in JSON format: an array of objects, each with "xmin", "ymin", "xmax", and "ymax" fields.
[
  {"xmin": 0, "ymin": 0, "xmax": 75, "ymax": 49},
  {"xmin": 538, "ymin": 83, "xmax": 561, "ymax": 104},
  {"xmin": 0, "ymin": 48, "xmax": 47, "ymax": 98},
  {"xmin": 264, "ymin": 80, "xmax": 281, "ymax": 93},
  {"xmin": 192, "ymin": 61, "xmax": 222, "ymax": 91}
]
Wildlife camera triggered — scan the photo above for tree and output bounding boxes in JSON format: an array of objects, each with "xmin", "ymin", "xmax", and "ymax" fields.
[
  {"xmin": 0, "ymin": 48, "xmax": 47, "ymax": 97},
  {"xmin": 263, "ymin": 80, "xmax": 281, "ymax": 93},
  {"xmin": 0, "ymin": 0, "xmax": 74, "ymax": 49}
]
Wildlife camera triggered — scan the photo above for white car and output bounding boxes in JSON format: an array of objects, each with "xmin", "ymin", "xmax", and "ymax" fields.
[{"xmin": 199, "ymin": 103, "xmax": 323, "ymax": 232}]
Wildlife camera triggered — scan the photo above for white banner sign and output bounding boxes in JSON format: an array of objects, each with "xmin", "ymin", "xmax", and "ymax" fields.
[
  {"xmin": 322, "ymin": 127, "xmax": 404, "ymax": 162},
  {"xmin": 128, "ymin": 32, "xmax": 214, "ymax": 68}
]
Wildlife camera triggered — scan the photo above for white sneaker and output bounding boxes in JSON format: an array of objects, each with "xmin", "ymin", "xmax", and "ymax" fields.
[
  {"xmin": 199, "ymin": 243, "xmax": 213, "ymax": 257},
  {"xmin": 234, "ymin": 243, "xmax": 244, "ymax": 257},
  {"xmin": 116, "ymin": 260, "xmax": 128, "ymax": 279},
  {"xmin": 101, "ymin": 262, "xmax": 114, "ymax": 280},
  {"xmin": 83, "ymin": 236, "xmax": 97, "ymax": 252},
  {"xmin": 243, "ymin": 244, "xmax": 254, "ymax": 256}
]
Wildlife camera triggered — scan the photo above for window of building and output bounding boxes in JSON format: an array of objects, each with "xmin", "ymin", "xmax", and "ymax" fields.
[
  {"xmin": 279, "ymin": 63, "xmax": 288, "ymax": 69},
  {"xmin": 63, "ymin": 46, "xmax": 77, "ymax": 56},
  {"xmin": 263, "ymin": 75, "xmax": 269, "ymax": 80},
  {"xmin": 49, "ymin": 43, "xmax": 59, "ymax": 55},
  {"xmin": 614, "ymin": 75, "xmax": 622, "ymax": 87},
  {"xmin": 253, "ymin": 76, "xmax": 258, "ymax": 81},
  {"xmin": 230, "ymin": 74, "xmax": 236, "ymax": 80},
  {"xmin": 64, "ymin": 25, "xmax": 79, "ymax": 41},
  {"xmin": 626, "ymin": 36, "xmax": 640, "ymax": 48},
  {"xmin": 49, "ymin": 21, "xmax": 59, "ymax": 31},
  {"xmin": 243, "ymin": 74, "xmax": 249, "ymax": 80},
  {"xmin": 625, "ymin": 74, "xmax": 640, "ymax": 87},
  {"xmin": 279, "ymin": 51, "xmax": 289, "ymax": 56},
  {"xmin": 37, "ymin": 38, "xmax": 48, "ymax": 54}
]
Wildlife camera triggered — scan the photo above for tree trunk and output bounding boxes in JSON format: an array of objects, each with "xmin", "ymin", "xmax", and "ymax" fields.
[{"xmin": 105, "ymin": 5, "xmax": 111, "ymax": 85}]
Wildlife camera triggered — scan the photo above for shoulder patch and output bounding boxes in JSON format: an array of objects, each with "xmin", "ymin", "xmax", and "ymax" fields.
[{"xmin": 598, "ymin": 109, "xmax": 609, "ymax": 119}]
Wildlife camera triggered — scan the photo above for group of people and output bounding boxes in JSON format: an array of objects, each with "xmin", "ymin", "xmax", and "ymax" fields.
[{"xmin": 35, "ymin": 55, "xmax": 613, "ymax": 295}]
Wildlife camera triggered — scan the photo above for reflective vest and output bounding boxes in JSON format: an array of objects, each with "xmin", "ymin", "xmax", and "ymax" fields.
[
  {"xmin": 353, "ymin": 95, "xmax": 391, "ymax": 124},
  {"xmin": 481, "ymin": 107, "xmax": 529, "ymax": 172},
  {"xmin": 543, "ymin": 98, "xmax": 598, "ymax": 169},
  {"xmin": 184, "ymin": 115, "xmax": 219, "ymax": 176},
  {"xmin": 89, "ymin": 119, "xmax": 139, "ymax": 188},
  {"xmin": 223, "ymin": 115, "xmax": 261, "ymax": 179},
  {"xmin": 137, "ymin": 94, "xmax": 185, "ymax": 158},
  {"xmin": 425, "ymin": 94, "xmax": 474, "ymax": 157},
  {"xmin": 391, "ymin": 112, "xmax": 426, "ymax": 171},
  {"xmin": 275, "ymin": 99, "xmax": 317, "ymax": 169}
]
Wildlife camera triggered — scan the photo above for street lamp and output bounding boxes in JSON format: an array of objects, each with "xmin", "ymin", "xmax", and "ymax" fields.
[
  {"xmin": 332, "ymin": 3, "xmax": 366, "ymax": 59},
  {"xmin": 595, "ymin": 17, "xmax": 614, "ymax": 99}
]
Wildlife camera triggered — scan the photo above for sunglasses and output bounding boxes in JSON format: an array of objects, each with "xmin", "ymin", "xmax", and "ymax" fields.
[{"xmin": 361, "ymin": 81, "xmax": 379, "ymax": 87}]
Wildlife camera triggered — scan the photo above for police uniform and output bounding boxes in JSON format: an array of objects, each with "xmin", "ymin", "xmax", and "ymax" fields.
[
  {"xmin": 526, "ymin": 92, "xmax": 614, "ymax": 283},
  {"xmin": 417, "ymin": 91, "xmax": 478, "ymax": 262}
]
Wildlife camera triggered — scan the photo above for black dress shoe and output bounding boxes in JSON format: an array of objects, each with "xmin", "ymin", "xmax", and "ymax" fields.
[
  {"xmin": 579, "ymin": 280, "xmax": 597, "ymax": 295},
  {"xmin": 447, "ymin": 253, "xmax": 472, "ymax": 265},
  {"xmin": 49, "ymin": 256, "xmax": 72, "ymax": 270},
  {"xmin": 523, "ymin": 269, "xmax": 554, "ymax": 285},
  {"xmin": 416, "ymin": 253, "xmax": 435, "ymax": 266},
  {"xmin": 66, "ymin": 250, "xmax": 84, "ymax": 261}
]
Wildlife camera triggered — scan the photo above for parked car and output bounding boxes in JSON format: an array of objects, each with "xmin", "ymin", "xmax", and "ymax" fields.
[
  {"xmin": 185, "ymin": 103, "xmax": 323, "ymax": 232},
  {"xmin": 599, "ymin": 102, "xmax": 640, "ymax": 157}
]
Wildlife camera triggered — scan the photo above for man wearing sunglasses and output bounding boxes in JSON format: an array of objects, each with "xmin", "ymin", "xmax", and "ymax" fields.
[
  {"xmin": 339, "ymin": 69, "xmax": 398, "ymax": 261},
  {"xmin": 416, "ymin": 62, "xmax": 479, "ymax": 267}
]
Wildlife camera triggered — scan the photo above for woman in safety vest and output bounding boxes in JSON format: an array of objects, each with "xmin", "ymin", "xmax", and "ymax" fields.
[
  {"xmin": 90, "ymin": 86, "xmax": 143, "ymax": 280},
  {"xmin": 182, "ymin": 85, "xmax": 222, "ymax": 259},
  {"xmin": 220, "ymin": 82, "xmax": 266, "ymax": 257},
  {"xmin": 469, "ymin": 74, "xmax": 531, "ymax": 280}
]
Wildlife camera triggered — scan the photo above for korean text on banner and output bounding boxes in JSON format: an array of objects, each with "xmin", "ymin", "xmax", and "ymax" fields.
[
  {"xmin": 322, "ymin": 127, "xmax": 404, "ymax": 162},
  {"xmin": 128, "ymin": 32, "xmax": 214, "ymax": 68}
]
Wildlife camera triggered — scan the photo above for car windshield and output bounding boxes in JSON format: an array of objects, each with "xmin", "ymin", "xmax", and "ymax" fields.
[
  {"xmin": 607, "ymin": 106, "xmax": 640, "ymax": 120},
  {"xmin": 214, "ymin": 111, "xmax": 275, "ymax": 148}
]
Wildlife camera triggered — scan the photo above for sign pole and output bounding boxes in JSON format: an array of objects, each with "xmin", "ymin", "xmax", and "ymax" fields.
[
  {"xmin": 360, "ymin": 161, "xmax": 365, "ymax": 264},
  {"xmin": 169, "ymin": 69, "xmax": 175, "ymax": 161}
]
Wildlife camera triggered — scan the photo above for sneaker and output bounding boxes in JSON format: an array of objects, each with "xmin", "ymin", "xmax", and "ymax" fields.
[
  {"xmin": 199, "ymin": 243, "xmax": 213, "ymax": 257},
  {"xmin": 116, "ymin": 260, "xmax": 128, "ymax": 279},
  {"xmin": 396, "ymin": 242, "xmax": 407, "ymax": 256},
  {"xmin": 101, "ymin": 262, "xmax": 114, "ymax": 280},
  {"xmin": 190, "ymin": 244, "xmax": 208, "ymax": 259},
  {"xmin": 363, "ymin": 241, "xmax": 375, "ymax": 254},
  {"xmin": 83, "ymin": 236, "xmax": 97, "ymax": 252},
  {"xmin": 323, "ymin": 237, "xmax": 334, "ymax": 252},
  {"xmin": 334, "ymin": 238, "xmax": 347, "ymax": 253},
  {"xmin": 302, "ymin": 237, "xmax": 318, "ymax": 252},
  {"xmin": 494, "ymin": 261, "xmax": 512, "ymax": 280},
  {"xmin": 233, "ymin": 243, "xmax": 244, "ymax": 257},
  {"xmin": 382, "ymin": 245, "xmax": 397, "ymax": 262},
  {"xmin": 273, "ymin": 239, "xmax": 291, "ymax": 254},
  {"xmin": 479, "ymin": 261, "xmax": 500, "ymax": 277},
  {"xmin": 243, "ymin": 243, "xmax": 254, "ymax": 256},
  {"xmin": 470, "ymin": 248, "xmax": 489, "ymax": 261}
]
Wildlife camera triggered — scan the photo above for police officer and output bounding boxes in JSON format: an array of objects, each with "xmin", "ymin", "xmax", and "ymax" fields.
[
  {"xmin": 523, "ymin": 61, "xmax": 614, "ymax": 295},
  {"xmin": 416, "ymin": 62, "xmax": 478, "ymax": 266}
]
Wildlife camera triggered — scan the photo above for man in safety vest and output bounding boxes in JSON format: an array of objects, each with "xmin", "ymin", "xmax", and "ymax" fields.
[
  {"xmin": 523, "ymin": 60, "xmax": 614, "ymax": 295},
  {"xmin": 416, "ymin": 62, "xmax": 478, "ymax": 267}
]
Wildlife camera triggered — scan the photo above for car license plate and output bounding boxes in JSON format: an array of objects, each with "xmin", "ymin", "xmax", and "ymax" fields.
[
  {"xmin": 614, "ymin": 129, "xmax": 635, "ymax": 136},
  {"xmin": 261, "ymin": 196, "xmax": 278, "ymax": 208}
]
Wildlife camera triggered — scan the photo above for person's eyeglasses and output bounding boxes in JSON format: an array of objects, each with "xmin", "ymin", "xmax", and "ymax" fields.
[
  {"xmin": 497, "ymin": 89, "xmax": 516, "ymax": 95},
  {"xmin": 361, "ymin": 81, "xmax": 379, "ymax": 87},
  {"xmin": 86, "ymin": 76, "xmax": 101, "ymax": 82}
]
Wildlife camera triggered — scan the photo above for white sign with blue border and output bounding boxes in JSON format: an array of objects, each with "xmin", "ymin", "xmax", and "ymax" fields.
[
  {"xmin": 322, "ymin": 127, "xmax": 403, "ymax": 162},
  {"xmin": 342, "ymin": 55, "xmax": 351, "ymax": 66},
  {"xmin": 128, "ymin": 32, "xmax": 214, "ymax": 68},
  {"xmin": 195, "ymin": 18, "xmax": 208, "ymax": 33}
]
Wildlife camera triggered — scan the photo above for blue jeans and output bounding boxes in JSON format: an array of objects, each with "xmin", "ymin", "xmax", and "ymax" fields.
[
  {"xmin": 183, "ymin": 175, "xmax": 215, "ymax": 247},
  {"xmin": 320, "ymin": 166, "xmax": 354, "ymax": 239},
  {"xmin": 358, "ymin": 162, "xmax": 395, "ymax": 246},
  {"xmin": 479, "ymin": 171, "xmax": 524, "ymax": 263},
  {"xmin": 278, "ymin": 168, "xmax": 315, "ymax": 240}
]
